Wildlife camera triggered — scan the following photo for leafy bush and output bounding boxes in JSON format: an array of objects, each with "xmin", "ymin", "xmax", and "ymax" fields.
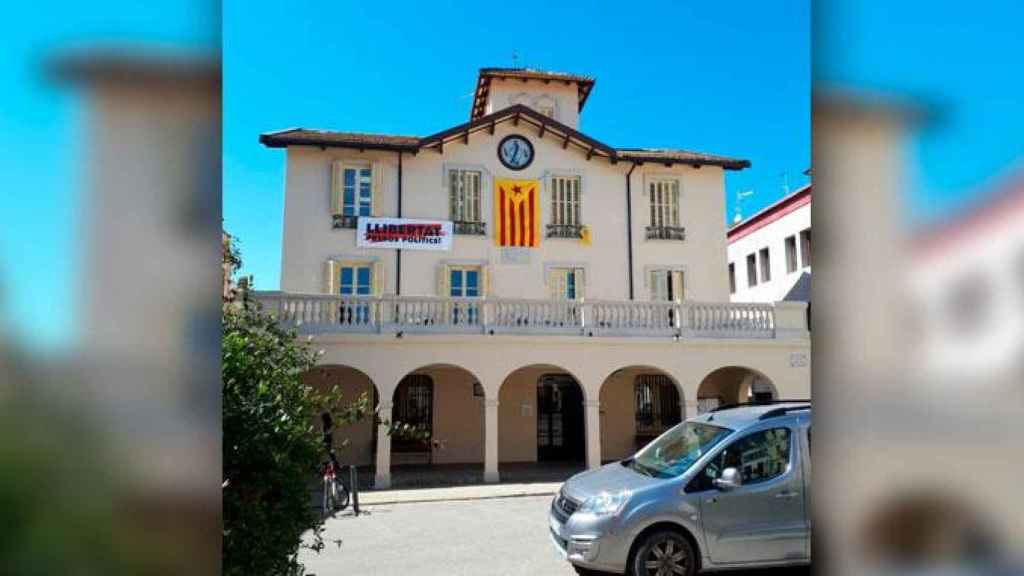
[{"xmin": 222, "ymin": 304, "xmax": 367, "ymax": 576}]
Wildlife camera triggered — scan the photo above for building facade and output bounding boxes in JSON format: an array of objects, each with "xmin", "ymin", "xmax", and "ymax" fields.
[
  {"xmin": 727, "ymin": 184, "xmax": 811, "ymax": 303},
  {"xmin": 257, "ymin": 68, "xmax": 810, "ymax": 488}
]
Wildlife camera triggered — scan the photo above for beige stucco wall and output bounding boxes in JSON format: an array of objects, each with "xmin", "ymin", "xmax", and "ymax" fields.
[
  {"xmin": 279, "ymin": 122, "xmax": 730, "ymax": 303},
  {"xmin": 302, "ymin": 366, "xmax": 378, "ymax": 466},
  {"xmin": 498, "ymin": 367, "xmax": 542, "ymax": 463},
  {"xmin": 411, "ymin": 366, "xmax": 484, "ymax": 465},
  {"xmin": 484, "ymin": 78, "xmax": 581, "ymax": 128},
  {"xmin": 303, "ymin": 333, "xmax": 809, "ymax": 466},
  {"xmin": 598, "ymin": 369, "xmax": 637, "ymax": 461}
]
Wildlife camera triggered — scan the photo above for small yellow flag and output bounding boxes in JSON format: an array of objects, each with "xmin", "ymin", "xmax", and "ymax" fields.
[{"xmin": 580, "ymin": 225, "xmax": 592, "ymax": 246}]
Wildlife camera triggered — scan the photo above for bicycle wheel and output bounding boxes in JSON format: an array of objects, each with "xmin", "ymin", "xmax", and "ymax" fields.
[{"xmin": 334, "ymin": 482, "xmax": 350, "ymax": 511}]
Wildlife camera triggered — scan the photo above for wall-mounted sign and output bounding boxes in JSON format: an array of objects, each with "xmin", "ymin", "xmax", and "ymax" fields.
[
  {"xmin": 500, "ymin": 247, "xmax": 532, "ymax": 265},
  {"xmin": 356, "ymin": 217, "xmax": 453, "ymax": 251}
]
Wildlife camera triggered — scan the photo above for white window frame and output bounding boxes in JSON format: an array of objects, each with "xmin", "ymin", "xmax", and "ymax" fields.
[
  {"xmin": 548, "ymin": 174, "xmax": 583, "ymax": 227},
  {"xmin": 437, "ymin": 259, "xmax": 490, "ymax": 298},
  {"xmin": 799, "ymin": 228, "xmax": 811, "ymax": 268},
  {"xmin": 544, "ymin": 263, "xmax": 587, "ymax": 301},
  {"xmin": 338, "ymin": 161, "xmax": 374, "ymax": 217},
  {"xmin": 645, "ymin": 176, "xmax": 681, "ymax": 229},
  {"xmin": 324, "ymin": 255, "xmax": 383, "ymax": 296},
  {"xmin": 644, "ymin": 265, "xmax": 687, "ymax": 302},
  {"xmin": 443, "ymin": 164, "xmax": 490, "ymax": 223},
  {"xmin": 759, "ymin": 247, "xmax": 772, "ymax": 283},
  {"xmin": 448, "ymin": 265, "xmax": 483, "ymax": 298},
  {"xmin": 785, "ymin": 235, "xmax": 798, "ymax": 274}
]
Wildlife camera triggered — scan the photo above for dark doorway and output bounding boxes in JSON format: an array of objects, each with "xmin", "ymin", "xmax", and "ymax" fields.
[
  {"xmin": 392, "ymin": 374, "xmax": 433, "ymax": 455},
  {"xmin": 537, "ymin": 374, "xmax": 585, "ymax": 462}
]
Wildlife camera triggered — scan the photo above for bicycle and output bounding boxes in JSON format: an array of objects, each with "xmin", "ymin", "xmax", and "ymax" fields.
[{"xmin": 321, "ymin": 457, "xmax": 350, "ymax": 517}]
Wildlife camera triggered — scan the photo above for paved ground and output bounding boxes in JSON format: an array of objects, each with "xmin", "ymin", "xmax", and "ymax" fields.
[{"xmin": 299, "ymin": 494, "xmax": 809, "ymax": 576}]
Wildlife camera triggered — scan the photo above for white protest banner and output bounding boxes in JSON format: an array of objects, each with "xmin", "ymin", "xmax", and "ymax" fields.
[{"xmin": 356, "ymin": 217, "xmax": 453, "ymax": 251}]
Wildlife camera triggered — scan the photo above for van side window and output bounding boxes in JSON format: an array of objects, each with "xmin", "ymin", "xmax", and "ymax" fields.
[{"xmin": 685, "ymin": 428, "xmax": 792, "ymax": 492}]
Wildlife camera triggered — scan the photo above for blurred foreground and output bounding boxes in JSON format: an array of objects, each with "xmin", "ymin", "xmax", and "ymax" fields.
[
  {"xmin": 0, "ymin": 42, "xmax": 221, "ymax": 576},
  {"xmin": 813, "ymin": 7, "xmax": 1024, "ymax": 573}
]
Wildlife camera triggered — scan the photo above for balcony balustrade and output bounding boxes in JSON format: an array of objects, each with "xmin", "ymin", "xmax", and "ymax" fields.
[{"xmin": 252, "ymin": 292, "xmax": 807, "ymax": 340}]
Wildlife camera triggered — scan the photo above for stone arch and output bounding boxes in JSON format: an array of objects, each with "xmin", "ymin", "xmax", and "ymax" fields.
[
  {"xmin": 301, "ymin": 364, "xmax": 381, "ymax": 467},
  {"xmin": 695, "ymin": 366, "xmax": 778, "ymax": 414},
  {"xmin": 391, "ymin": 363, "xmax": 486, "ymax": 469},
  {"xmin": 497, "ymin": 363, "xmax": 587, "ymax": 465},
  {"xmin": 597, "ymin": 365, "xmax": 685, "ymax": 461}
]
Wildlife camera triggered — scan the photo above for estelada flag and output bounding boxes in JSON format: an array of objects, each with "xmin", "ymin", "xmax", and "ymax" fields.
[{"xmin": 494, "ymin": 179, "xmax": 540, "ymax": 247}]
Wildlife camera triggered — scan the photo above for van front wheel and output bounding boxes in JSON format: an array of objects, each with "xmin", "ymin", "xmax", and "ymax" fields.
[{"xmin": 630, "ymin": 530, "xmax": 695, "ymax": 576}]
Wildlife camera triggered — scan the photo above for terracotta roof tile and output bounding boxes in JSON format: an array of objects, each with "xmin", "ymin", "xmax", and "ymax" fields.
[
  {"xmin": 478, "ymin": 68, "xmax": 595, "ymax": 84},
  {"xmin": 260, "ymin": 128, "xmax": 419, "ymax": 149},
  {"xmin": 260, "ymin": 107, "xmax": 750, "ymax": 171},
  {"xmin": 471, "ymin": 67, "xmax": 596, "ymax": 120},
  {"xmin": 616, "ymin": 148, "xmax": 751, "ymax": 169}
]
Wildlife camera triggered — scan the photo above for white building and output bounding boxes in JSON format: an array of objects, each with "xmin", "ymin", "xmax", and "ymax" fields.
[
  {"xmin": 256, "ymin": 67, "xmax": 810, "ymax": 488},
  {"xmin": 727, "ymin": 184, "xmax": 811, "ymax": 303}
]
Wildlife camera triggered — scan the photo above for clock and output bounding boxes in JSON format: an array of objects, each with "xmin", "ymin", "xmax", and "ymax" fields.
[{"xmin": 497, "ymin": 134, "xmax": 534, "ymax": 170}]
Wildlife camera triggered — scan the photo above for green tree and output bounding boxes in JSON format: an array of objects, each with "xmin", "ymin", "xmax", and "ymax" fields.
[{"xmin": 223, "ymin": 302, "xmax": 370, "ymax": 575}]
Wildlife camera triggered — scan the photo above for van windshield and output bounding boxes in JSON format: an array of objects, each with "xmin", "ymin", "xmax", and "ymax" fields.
[{"xmin": 628, "ymin": 422, "xmax": 732, "ymax": 479}]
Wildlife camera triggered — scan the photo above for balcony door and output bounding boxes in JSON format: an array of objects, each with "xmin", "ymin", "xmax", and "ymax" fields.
[{"xmin": 536, "ymin": 374, "xmax": 585, "ymax": 462}]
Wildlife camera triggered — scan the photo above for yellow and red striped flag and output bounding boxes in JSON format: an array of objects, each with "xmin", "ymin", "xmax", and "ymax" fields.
[{"xmin": 494, "ymin": 179, "xmax": 540, "ymax": 247}]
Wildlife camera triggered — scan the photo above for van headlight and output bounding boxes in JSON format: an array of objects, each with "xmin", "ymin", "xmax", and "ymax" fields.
[{"xmin": 579, "ymin": 490, "xmax": 632, "ymax": 516}]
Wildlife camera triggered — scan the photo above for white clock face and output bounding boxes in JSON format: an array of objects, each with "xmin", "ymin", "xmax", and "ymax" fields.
[{"xmin": 498, "ymin": 135, "xmax": 534, "ymax": 170}]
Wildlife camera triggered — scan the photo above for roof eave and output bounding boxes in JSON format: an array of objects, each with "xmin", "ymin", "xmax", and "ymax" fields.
[
  {"xmin": 258, "ymin": 133, "xmax": 418, "ymax": 152},
  {"xmin": 617, "ymin": 155, "xmax": 751, "ymax": 171}
]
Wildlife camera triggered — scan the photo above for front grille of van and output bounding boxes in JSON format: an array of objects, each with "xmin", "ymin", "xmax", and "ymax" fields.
[{"xmin": 552, "ymin": 490, "xmax": 580, "ymax": 523}]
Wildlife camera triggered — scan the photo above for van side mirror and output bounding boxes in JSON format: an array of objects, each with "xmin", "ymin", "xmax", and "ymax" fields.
[{"xmin": 713, "ymin": 467, "xmax": 742, "ymax": 491}]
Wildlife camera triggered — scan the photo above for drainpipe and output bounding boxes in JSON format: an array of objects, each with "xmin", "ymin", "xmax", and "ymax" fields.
[
  {"xmin": 625, "ymin": 162, "xmax": 638, "ymax": 300},
  {"xmin": 396, "ymin": 151, "xmax": 403, "ymax": 295}
]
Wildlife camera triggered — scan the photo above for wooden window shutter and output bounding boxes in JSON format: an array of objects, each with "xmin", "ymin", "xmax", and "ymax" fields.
[
  {"xmin": 671, "ymin": 270, "xmax": 684, "ymax": 302},
  {"xmin": 324, "ymin": 260, "xmax": 339, "ymax": 294},
  {"xmin": 546, "ymin": 268, "xmax": 559, "ymax": 299},
  {"xmin": 437, "ymin": 264, "xmax": 450, "ymax": 296},
  {"xmin": 573, "ymin": 268, "xmax": 585, "ymax": 300},
  {"xmin": 371, "ymin": 161, "xmax": 384, "ymax": 216},
  {"xmin": 672, "ymin": 181, "xmax": 680, "ymax": 227},
  {"xmin": 372, "ymin": 261, "xmax": 384, "ymax": 295},
  {"xmin": 481, "ymin": 266, "xmax": 491, "ymax": 297},
  {"xmin": 330, "ymin": 161, "xmax": 343, "ymax": 214}
]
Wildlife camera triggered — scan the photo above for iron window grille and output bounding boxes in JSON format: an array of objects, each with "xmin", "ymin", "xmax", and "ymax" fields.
[
  {"xmin": 452, "ymin": 220, "xmax": 487, "ymax": 235},
  {"xmin": 332, "ymin": 214, "xmax": 359, "ymax": 229},
  {"xmin": 546, "ymin": 223, "xmax": 585, "ymax": 239},
  {"xmin": 645, "ymin": 225, "xmax": 686, "ymax": 241},
  {"xmin": 634, "ymin": 375, "xmax": 681, "ymax": 436}
]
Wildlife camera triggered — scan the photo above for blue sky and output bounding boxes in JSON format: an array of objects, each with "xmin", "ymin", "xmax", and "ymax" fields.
[
  {"xmin": 5, "ymin": 1, "xmax": 1023, "ymax": 348},
  {"xmin": 816, "ymin": 0, "xmax": 1024, "ymax": 224},
  {"xmin": 224, "ymin": 0, "xmax": 812, "ymax": 290},
  {"xmin": 0, "ymin": 0, "xmax": 216, "ymax": 349}
]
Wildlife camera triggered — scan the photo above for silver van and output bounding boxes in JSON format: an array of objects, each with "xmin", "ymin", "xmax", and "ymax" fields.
[{"xmin": 550, "ymin": 402, "xmax": 811, "ymax": 575}]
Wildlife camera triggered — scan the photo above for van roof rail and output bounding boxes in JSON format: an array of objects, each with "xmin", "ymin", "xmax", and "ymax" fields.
[
  {"xmin": 757, "ymin": 404, "xmax": 811, "ymax": 420},
  {"xmin": 710, "ymin": 399, "xmax": 811, "ymax": 413}
]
